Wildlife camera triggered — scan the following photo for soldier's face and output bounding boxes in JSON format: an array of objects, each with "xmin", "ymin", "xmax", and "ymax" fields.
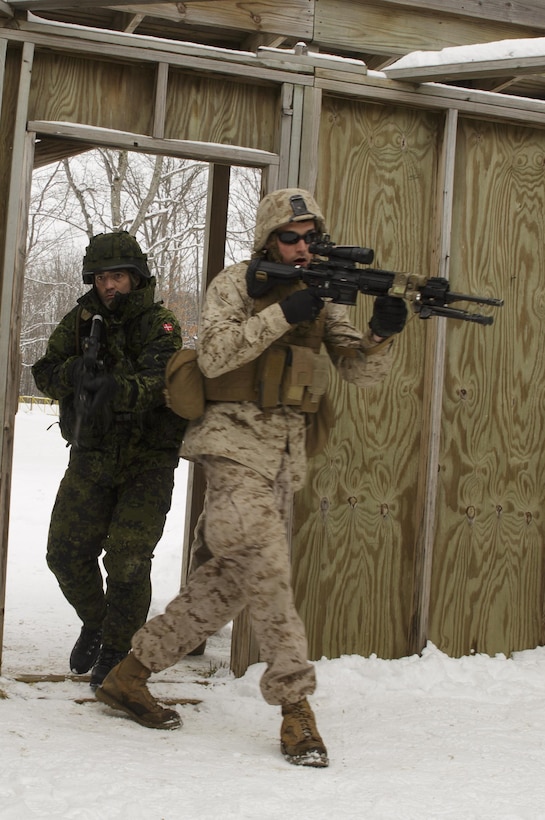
[
  {"xmin": 94, "ymin": 269, "xmax": 133, "ymax": 308},
  {"xmin": 275, "ymin": 220, "xmax": 317, "ymax": 268}
]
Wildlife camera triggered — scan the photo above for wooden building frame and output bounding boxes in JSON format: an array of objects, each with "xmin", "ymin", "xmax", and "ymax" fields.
[{"xmin": 2, "ymin": 12, "xmax": 545, "ymax": 675}]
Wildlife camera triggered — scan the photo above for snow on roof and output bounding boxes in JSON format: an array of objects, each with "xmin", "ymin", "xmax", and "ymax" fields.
[{"xmin": 387, "ymin": 37, "xmax": 545, "ymax": 72}]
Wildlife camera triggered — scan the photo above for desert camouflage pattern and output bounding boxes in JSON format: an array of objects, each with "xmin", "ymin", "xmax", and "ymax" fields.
[
  {"xmin": 181, "ymin": 261, "xmax": 394, "ymax": 490},
  {"xmin": 132, "ymin": 254, "xmax": 396, "ymax": 703},
  {"xmin": 252, "ymin": 187, "xmax": 327, "ymax": 253},
  {"xmin": 131, "ymin": 192, "xmax": 398, "ymax": 705},
  {"xmin": 132, "ymin": 454, "xmax": 317, "ymax": 705}
]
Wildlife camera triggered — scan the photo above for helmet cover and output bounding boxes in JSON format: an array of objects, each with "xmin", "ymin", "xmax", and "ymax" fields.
[
  {"xmin": 82, "ymin": 231, "xmax": 151, "ymax": 284},
  {"xmin": 252, "ymin": 188, "xmax": 326, "ymax": 253}
]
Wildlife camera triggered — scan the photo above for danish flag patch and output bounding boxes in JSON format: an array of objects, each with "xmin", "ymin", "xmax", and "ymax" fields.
[{"xmin": 162, "ymin": 322, "xmax": 174, "ymax": 333}]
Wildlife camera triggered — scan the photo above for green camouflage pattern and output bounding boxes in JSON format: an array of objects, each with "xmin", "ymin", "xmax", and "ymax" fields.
[
  {"xmin": 32, "ymin": 277, "xmax": 187, "ymax": 450},
  {"xmin": 46, "ymin": 448, "xmax": 178, "ymax": 651},
  {"xmin": 32, "ymin": 277, "xmax": 186, "ymax": 652},
  {"xmin": 82, "ymin": 230, "xmax": 151, "ymax": 283}
]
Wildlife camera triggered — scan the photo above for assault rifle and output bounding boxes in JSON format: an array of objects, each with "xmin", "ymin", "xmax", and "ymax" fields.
[
  {"xmin": 249, "ymin": 236, "xmax": 503, "ymax": 325},
  {"xmin": 73, "ymin": 313, "xmax": 104, "ymax": 448}
]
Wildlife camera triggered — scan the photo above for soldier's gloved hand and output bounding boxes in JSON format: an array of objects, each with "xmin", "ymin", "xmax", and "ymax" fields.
[
  {"xmin": 81, "ymin": 372, "xmax": 117, "ymax": 416},
  {"xmin": 369, "ymin": 296, "xmax": 408, "ymax": 338},
  {"xmin": 280, "ymin": 289, "xmax": 324, "ymax": 324}
]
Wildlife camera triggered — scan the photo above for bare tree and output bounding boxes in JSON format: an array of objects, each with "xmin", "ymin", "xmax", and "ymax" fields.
[{"xmin": 21, "ymin": 150, "xmax": 261, "ymax": 396}]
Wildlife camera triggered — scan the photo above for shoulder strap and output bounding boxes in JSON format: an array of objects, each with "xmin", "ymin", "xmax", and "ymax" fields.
[{"xmin": 75, "ymin": 304, "xmax": 84, "ymax": 354}]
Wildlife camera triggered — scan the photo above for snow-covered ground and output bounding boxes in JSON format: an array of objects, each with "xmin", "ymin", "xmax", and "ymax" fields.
[{"xmin": 3, "ymin": 405, "xmax": 545, "ymax": 819}]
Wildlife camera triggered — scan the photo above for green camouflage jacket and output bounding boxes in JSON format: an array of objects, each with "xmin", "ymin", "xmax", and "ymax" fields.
[{"xmin": 32, "ymin": 277, "xmax": 187, "ymax": 453}]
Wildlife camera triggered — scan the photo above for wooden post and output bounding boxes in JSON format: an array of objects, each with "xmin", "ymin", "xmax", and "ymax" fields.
[
  {"xmin": 181, "ymin": 164, "xmax": 231, "ymax": 584},
  {"xmin": 0, "ymin": 42, "xmax": 35, "ymax": 672},
  {"xmin": 408, "ymin": 108, "xmax": 458, "ymax": 655}
]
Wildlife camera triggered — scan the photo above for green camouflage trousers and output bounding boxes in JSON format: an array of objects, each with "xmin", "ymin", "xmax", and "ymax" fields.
[
  {"xmin": 46, "ymin": 445, "xmax": 178, "ymax": 652},
  {"xmin": 132, "ymin": 454, "xmax": 317, "ymax": 706}
]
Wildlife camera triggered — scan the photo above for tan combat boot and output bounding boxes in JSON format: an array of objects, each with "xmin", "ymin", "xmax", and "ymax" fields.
[
  {"xmin": 95, "ymin": 652, "xmax": 181, "ymax": 730},
  {"xmin": 280, "ymin": 698, "xmax": 329, "ymax": 768}
]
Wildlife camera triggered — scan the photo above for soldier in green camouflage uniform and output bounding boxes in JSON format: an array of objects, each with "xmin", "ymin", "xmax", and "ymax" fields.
[
  {"xmin": 32, "ymin": 231, "xmax": 187, "ymax": 688},
  {"xmin": 95, "ymin": 190, "xmax": 407, "ymax": 767}
]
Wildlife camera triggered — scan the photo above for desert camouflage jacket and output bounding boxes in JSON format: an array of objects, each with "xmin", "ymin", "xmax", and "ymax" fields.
[{"xmin": 181, "ymin": 261, "xmax": 394, "ymax": 489}]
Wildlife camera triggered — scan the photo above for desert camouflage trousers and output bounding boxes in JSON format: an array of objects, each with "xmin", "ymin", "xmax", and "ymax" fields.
[
  {"xmin": 46, "ymin": 446, "xmax": 178, "ymax": 652},
  {"xmin": 132, "ymin": 454, "xmax": 317, "ymax": 705}
]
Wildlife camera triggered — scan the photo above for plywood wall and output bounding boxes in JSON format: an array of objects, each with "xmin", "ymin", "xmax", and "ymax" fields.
[
  {"xmin": 293, "ymin": 94, "xmax": 545, "ymax": 661},
  {"xmin": 292, "ymin": 93, "xmax": 441, "ymax": 659},
  {"xmin": 165, "ymin": 70, "xmax": 279, "ymax": 150},
  {"xmin": 27, "ymin": 50, "xmax": 280, "ymax": 152},
  {"xmin": 429, "ymin": 118, "xmax": 545, "ymax": 657},
  {"xmin": 29, "ymin": 52, "xmax": 156, "ymax": 133}
]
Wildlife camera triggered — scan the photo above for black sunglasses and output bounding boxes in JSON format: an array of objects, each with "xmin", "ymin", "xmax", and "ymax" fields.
[{"xmin": 276, "ymin": 229, "xmax": 319, "ymax": 245}]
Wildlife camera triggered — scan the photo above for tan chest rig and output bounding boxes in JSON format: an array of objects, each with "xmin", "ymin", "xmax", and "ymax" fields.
[{"xmin": 204, "ymin": 281, "xmax": 329, "ymax": 413}]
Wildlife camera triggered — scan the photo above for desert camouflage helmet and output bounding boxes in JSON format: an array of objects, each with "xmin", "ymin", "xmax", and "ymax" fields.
[
  {"xmin": 252, "ymin": 188, "xmax": 326, "ymax": 253},
  {"xmin": 82, "ymin": 230, "xmax": 151, "ymax": 284}
]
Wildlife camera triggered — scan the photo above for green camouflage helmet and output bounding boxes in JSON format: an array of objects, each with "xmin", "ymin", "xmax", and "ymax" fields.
[
  {"xmin": 82, "ymin": 231, "xmax": 151, "ymax": 284},
  {"xmin": 252, "ymin": 188, "xmax": 327, "ymax": 253}
]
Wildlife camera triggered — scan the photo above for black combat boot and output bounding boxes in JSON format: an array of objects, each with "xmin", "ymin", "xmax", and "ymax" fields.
[
  {"xmin": 90, "ymin": 646, "xmax": 128, "ymax": 689},
  {"xmin": 95, "ymin": 653, "xmax": 181, "ymax": 730},
  {"xmin": 70, "ymin": 626, "xmax": 102, "ymax": 675}
]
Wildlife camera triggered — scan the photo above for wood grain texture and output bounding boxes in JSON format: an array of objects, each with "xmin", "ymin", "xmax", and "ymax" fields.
[
  {"xmin": 113, "ymin": 0, "xmax": 315, "ymax": 38},
  {"xmin": 28, "ymin": 52, "xmax": 155, "ymax": 133},
  {"xmin": 292, "ymin": 94, "xmax": 441, "ymax": 659},
  {"xmin": 315, "ymin": 0, "xmax": 542, "ymax": 56},
  {"xmin": 165, "ymin": 69, "xmax": 278, "ymax": 151},
  {"xmin": 429, "ymin": 117, "xmax": 545, "ymax": 656},
  {"xmin": 378, "ymin": 0, "xmax": 545, "ymax": 29}
]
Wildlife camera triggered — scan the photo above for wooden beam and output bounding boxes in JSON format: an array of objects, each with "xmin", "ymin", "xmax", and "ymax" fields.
[
  {"xmin": 8, "ymin": 0, "xmax": 172, "ymax": 8},
  {"xmin": 408, "ymin": 108, "xmax": 457, "ymax": 656},
  {"xmin": 152, "ymin": 61, "xmax": 168, "ymax": 139},
  {"xmin": 315, "ymin": 0, "xmax": 544, "ymax": 58},
  {"xmin": 107, "ymin": 0, "xmax": 314, "ymax": 40},
  {"xmin": 298, "ymin": 84, "xmax": 322, "ymax": 191},
  {"xmin": 0, "ymin": 43, "xmax": 35, "ymax": 674},
  {"xmin": 257, "ymin": 44, "xmax": 367, "ymax": 75},
  {"xmin": 2, "ymin": 23, "xmax": 316, "ymax": 86},
  {"xmin": 122, "ymin": 12, "xmax": 145, "ymax": 34},
  {"xmin": 378, "ymin": 0, "xmax": 545, "ymax": 30},
  {"xmin": 27, "ymin": 121, "xmax": 281, "ymax": 167},
  {"xmin": 385, "ymin": 42, "xmax": 545, "ymax": 83},
  {"xmin": 0, "ymin": 1, "xmax": 13, "ymax": 17},
  {"xmin": 182, "ymin": 163, "xmax": 231, "ymax": 587}
]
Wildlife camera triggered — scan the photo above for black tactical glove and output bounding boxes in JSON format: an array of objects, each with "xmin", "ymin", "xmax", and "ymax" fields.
[
  {"xmin": 369, "ymin": 296, "xmax": 408, "ymax": 338},
  {"xmin": 280, "ymin": 289, "xmax": 325, "ymax": 324},
  {"xmin": 66, "ymin": 356, "xmax": 84, "ymax": 388},
  {"xmin": 81, "ymin": 372, "xmax": 117, "ymax": 417}
]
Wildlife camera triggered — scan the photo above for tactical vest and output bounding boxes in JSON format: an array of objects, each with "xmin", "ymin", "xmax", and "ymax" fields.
[{"xmin": 204, "ymin": 281, "xmax": 329, "ymax": 413}]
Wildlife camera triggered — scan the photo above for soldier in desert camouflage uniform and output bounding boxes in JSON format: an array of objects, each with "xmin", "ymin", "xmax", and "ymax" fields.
[
  {"xmin": 32, "ymin": 231, "xmax": 187, "ymax": 688},
  {"xmin": 96, "ymin": 189, "xmax": 407, "ymax": 767}
]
